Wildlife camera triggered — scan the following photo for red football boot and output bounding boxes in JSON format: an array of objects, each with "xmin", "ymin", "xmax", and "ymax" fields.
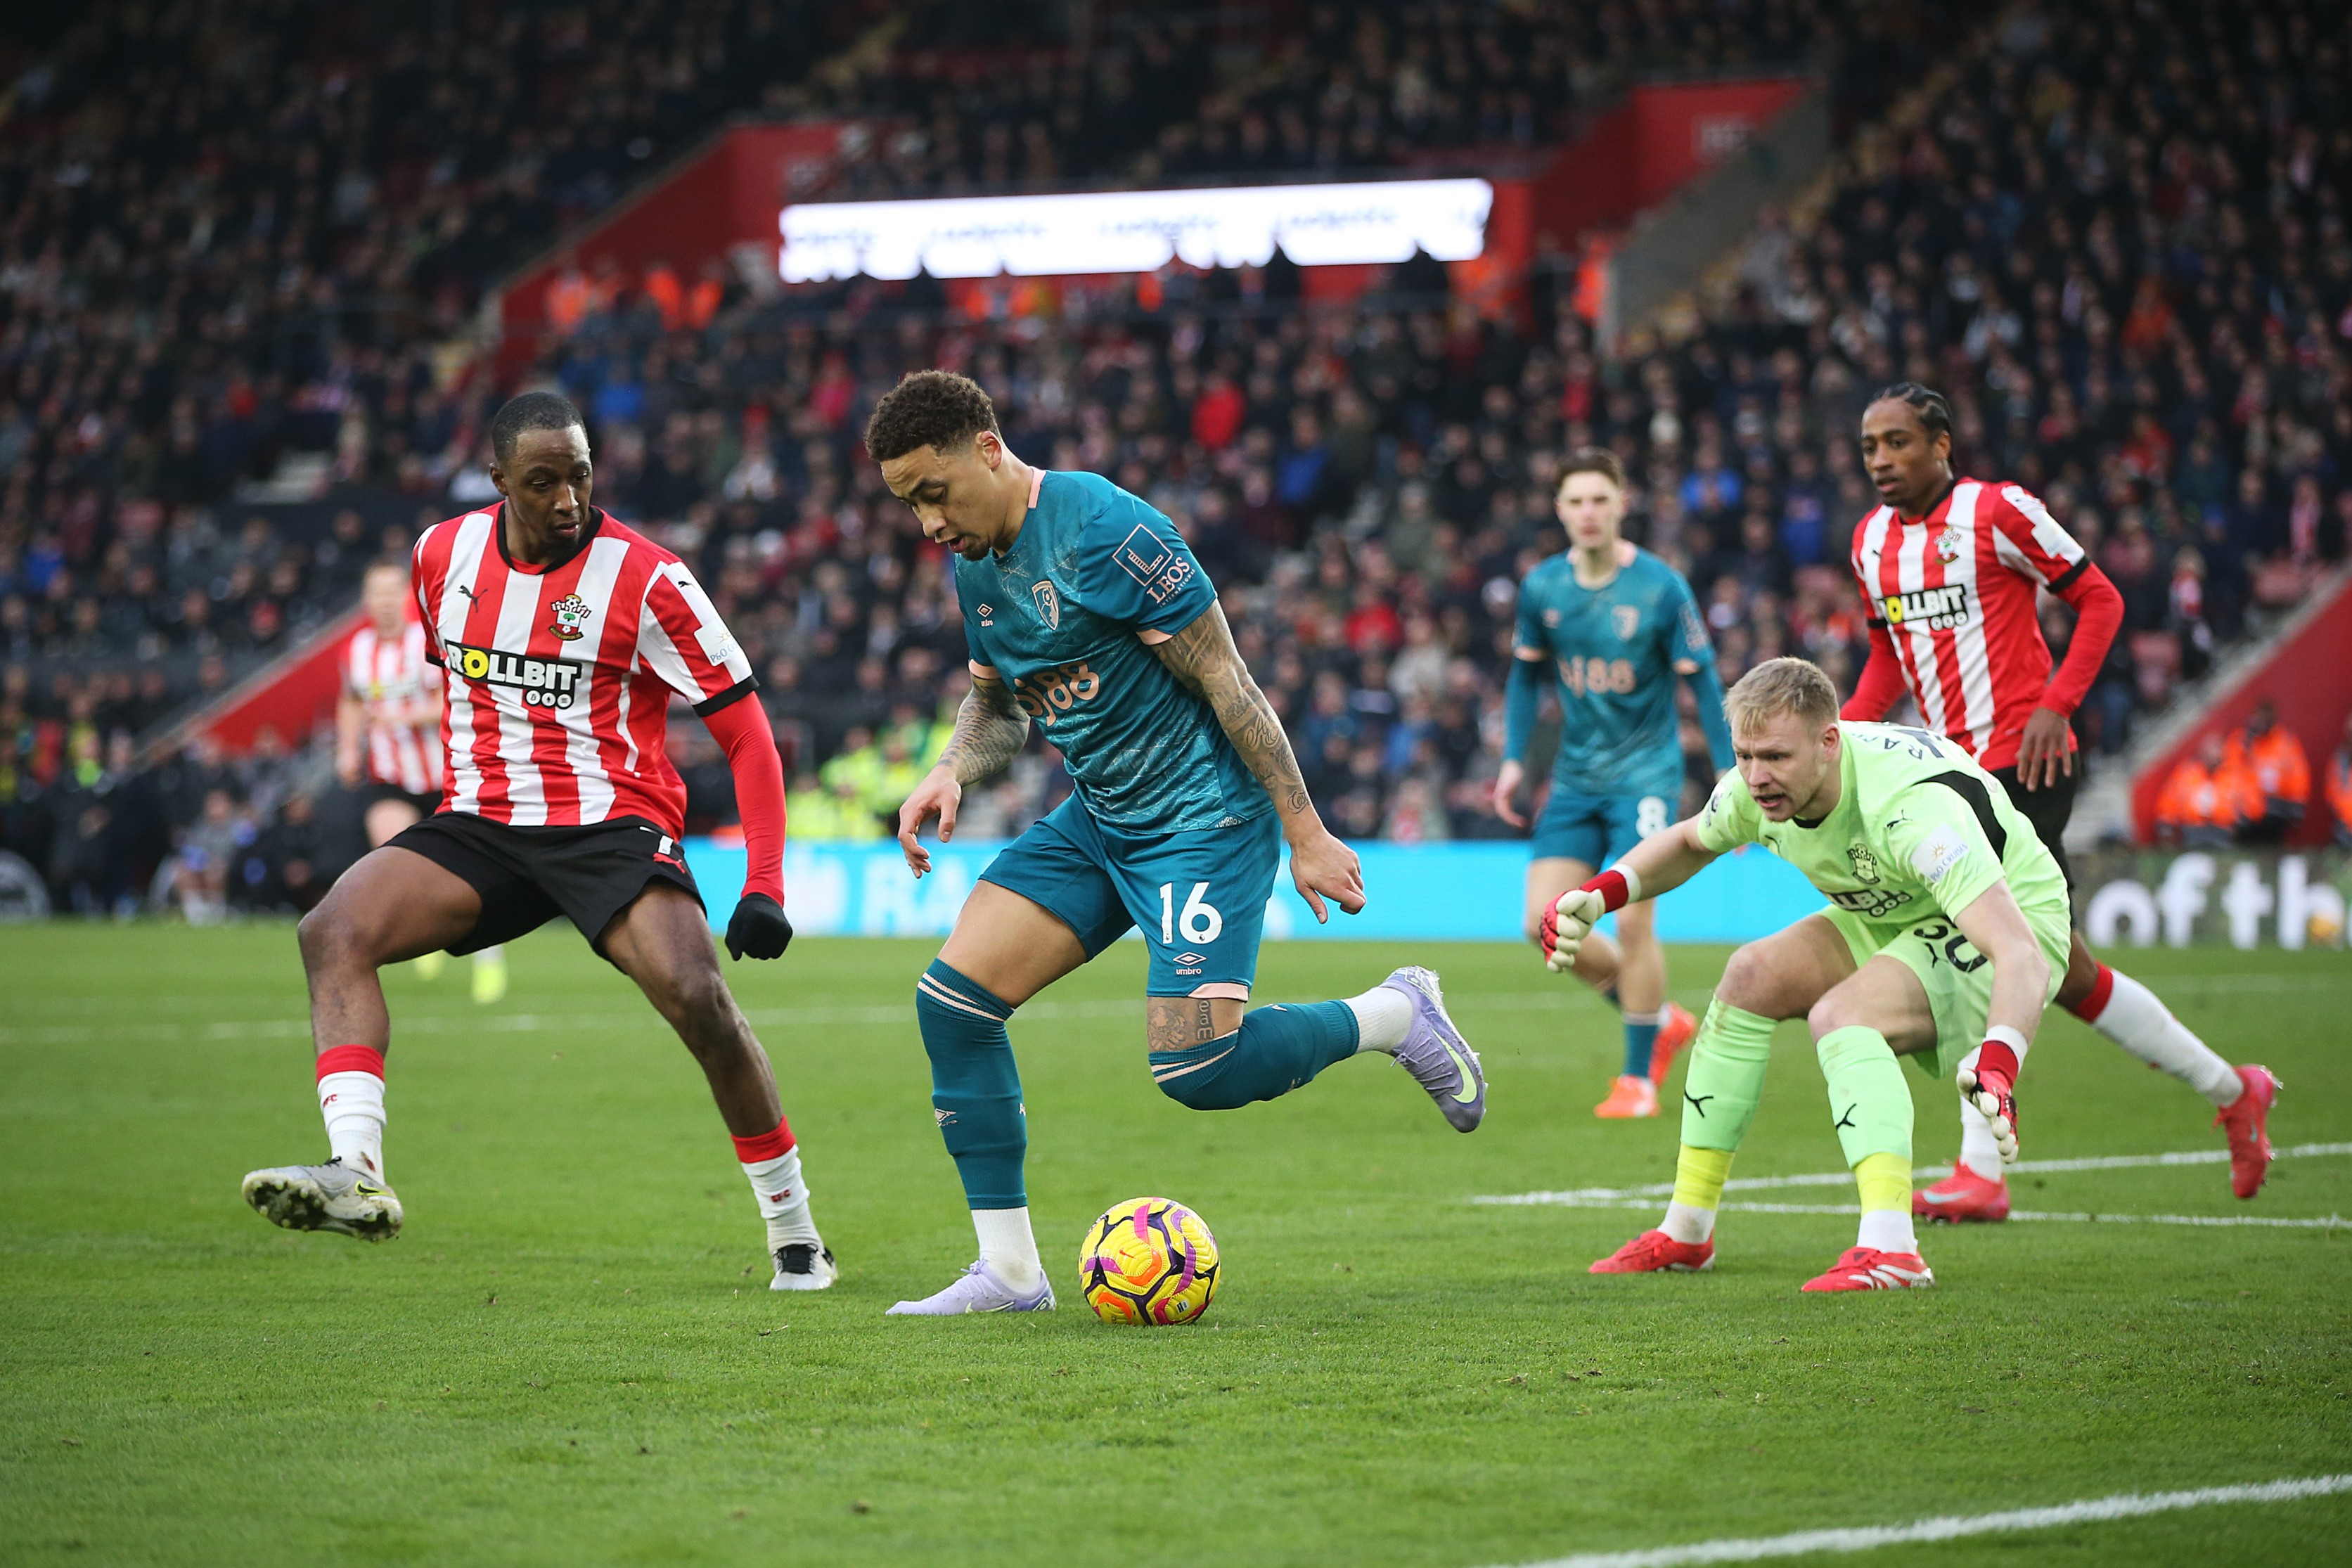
[
  {"xmin": 1799, "ymin": 1246, "xmax": 1934, "ymax": 1292},
  {"xmin": 1911, "ymin": 1164, "xmax": 2011, "ymax": 1223},
  {"xmin": 1649, "ymin": 1001, "xmax": 1697, "ymax": 1088},
  {"xmin": 2216, "ymin": 1065, "xmax": 2281, "ymax": 1200},
  {"xmin": 1589, "ymin": 1228, "xmax": 1714, "ymax": 1273}
]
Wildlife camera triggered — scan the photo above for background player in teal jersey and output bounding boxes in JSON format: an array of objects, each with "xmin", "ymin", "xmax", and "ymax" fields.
[
  {"xmin": 1494, "ymin": 449, "xmax": 1735, "ymax": 1119},
  {"xmin": 866, "ymin": 371, "xmax": 1487, "ymax": 1316}
]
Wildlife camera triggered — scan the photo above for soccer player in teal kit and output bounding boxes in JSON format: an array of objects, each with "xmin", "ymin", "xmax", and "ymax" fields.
[
  {"xmin": 867, "ymin": 371, "xmax": 1486, "ymax": 1315},
  {"xmin": 1496, "ymin": 449, "xmax": 1736, "ymax": 1118}
]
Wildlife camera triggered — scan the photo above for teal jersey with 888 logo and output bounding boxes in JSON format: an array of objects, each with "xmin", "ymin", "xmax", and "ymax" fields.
[
  {"xmin": 954, "ymin": 468, "xmax": 1270, "ymax": 834},
  {"xmin": 1514, "ymin": 547, "xmax": 1716, "ymax": 801}
]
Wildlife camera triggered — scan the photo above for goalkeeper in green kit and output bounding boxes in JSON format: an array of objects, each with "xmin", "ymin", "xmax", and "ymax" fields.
[{"xmin": 1546, "ymin": 657, "xmax": 2071, "ymax": 1291}]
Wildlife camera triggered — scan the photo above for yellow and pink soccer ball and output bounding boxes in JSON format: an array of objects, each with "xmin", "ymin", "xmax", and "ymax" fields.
[{"xmin": 1078, "ymin": 1196, "xmax": 1220, "ymax": 1325}]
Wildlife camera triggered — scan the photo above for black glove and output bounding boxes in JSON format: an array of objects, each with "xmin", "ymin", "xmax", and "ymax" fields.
[{"xmin": 725, "ymin": 892, "xmax": 794, "ymax": 960}]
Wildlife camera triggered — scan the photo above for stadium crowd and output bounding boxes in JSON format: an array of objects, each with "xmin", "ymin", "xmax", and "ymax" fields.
[
  {"xmin": 818, "ymin": 0, "xmax": 1870, "ymax": 197},
  {"xmin": 4, "ymin": 0, "xmax": 2351, "ymax": 918}
]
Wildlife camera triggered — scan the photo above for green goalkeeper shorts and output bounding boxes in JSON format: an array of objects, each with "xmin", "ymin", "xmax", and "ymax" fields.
[{"xmin": 1820, "ymin": 897, "xmax": 2071, "ymax": 1081}]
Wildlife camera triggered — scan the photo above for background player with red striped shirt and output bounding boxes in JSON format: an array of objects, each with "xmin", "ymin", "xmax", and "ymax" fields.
[
  {"xmin": 1844, "ymin": 384, "xmax": 2278, "ymax": 1215},
  {"xmin": 336, "ymin": 558, "xmax": 506, "ymax": 1003},
  {"xmin": 244, "ymin": 393, "xmax": 837, "ymax": 1292}
]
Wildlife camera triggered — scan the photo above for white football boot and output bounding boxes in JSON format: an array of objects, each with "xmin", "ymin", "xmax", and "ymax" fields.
[
  {"xmin": 242, "ymin": 1157, "xmax": 402, "ymax": 1242},
  {"xmin": 885, "ymin": 1259, "xmax": 1055, "ymax": 1316}
]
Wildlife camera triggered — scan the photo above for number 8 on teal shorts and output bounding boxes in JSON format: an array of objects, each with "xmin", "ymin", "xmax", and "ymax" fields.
[
  {"xmin": 1530, "ymin": 788, "xmax": 1673, "ymax": 867},
  {"xmin": 977, "ymin": 795, "xmax": 1282, "ymax": 998}
]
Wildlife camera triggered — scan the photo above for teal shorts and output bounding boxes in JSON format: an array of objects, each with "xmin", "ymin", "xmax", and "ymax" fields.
[
  {"xmin": 1530, "ymin": 786, "xmax": 1676, "ymax": 867},
  {"xmin": 979, "ymin": 796, "xmax": 1280, "ymax": 998}
]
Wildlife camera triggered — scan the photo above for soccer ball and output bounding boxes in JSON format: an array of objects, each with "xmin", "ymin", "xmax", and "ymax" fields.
[{"xmin": 1078, "ymin": 1196, "xmax": 1220, "ymax": 1325}]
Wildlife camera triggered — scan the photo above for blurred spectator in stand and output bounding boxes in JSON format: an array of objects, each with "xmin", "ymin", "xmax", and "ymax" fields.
[
  {"xmin": 2156, "ymin": 732, "xmax": 2258, "ymax": 849},
  {"xmin": 2230, "ymin": 701, "xmax": 2309, "ymax": 845},
  {"xmin": 2327, "ymin": 715, "xmax": 2352, "ymax": 849}
]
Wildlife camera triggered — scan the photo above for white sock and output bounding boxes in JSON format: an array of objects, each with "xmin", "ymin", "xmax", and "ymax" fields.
[
  {"xmin": 1661, "ymin": 1200, "xmax": 1716, "ymax": 1243},
  {"xmin": 1955, "ymin": 1098, "xmax": 2007, "ymax": 1183},
  {"xmin": 318, "ymin": 1070, "xmax": 386, "ymax": 1181},
  {"xmin": 973, "ymin": 1207, "xmax": 1043, "ymax": 1292},
  {"xmin": 1857, "ymin": 1208, "xmax": 1917, "ymax": 1253},
  {"xmin": 2081, "ymin": 969, "xmax": 2242, "ymax": 1106},
  {"xmin": 1345, "ymin": 984, "xmax": 1415, "ymax": 1054},
  {"xmin": 740, "ymin": 1146, "xmax": 820, "ymax": 1253}
]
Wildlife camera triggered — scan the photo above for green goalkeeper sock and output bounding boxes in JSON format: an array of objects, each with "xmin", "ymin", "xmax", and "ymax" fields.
[
  {"xmin": 1815, "ymin": 1025, "xmax": 1915, "ymax": 1167},
  {"xmin": 1677, "ymin": 1001, "xmax": 1777, "ymax": 1153}
]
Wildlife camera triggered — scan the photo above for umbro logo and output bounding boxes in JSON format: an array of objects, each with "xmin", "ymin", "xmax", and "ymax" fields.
[
  {"xmin": 1175, "ymin": 952, "xmax": 1206, "ymax": 965},
  {"xmin": 977, "ymin": 603, "xmax": 994, "ymax": 626}
]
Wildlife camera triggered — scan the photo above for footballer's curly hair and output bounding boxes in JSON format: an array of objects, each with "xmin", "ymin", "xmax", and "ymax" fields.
[
  {"xmin": 491, "ymin": 390, "xmax": 586, "ymax": 465},
  {"xmin": 864, "ymin": 370, "xmax": 1001, "ymax": 461}
]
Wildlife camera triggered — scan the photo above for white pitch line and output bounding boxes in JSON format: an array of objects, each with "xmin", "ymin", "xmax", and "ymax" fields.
[
  {"xmin": 1490, "ymin": 1474, "xmax": 2352, "ymax": 1568},
  {"xmin": 1474, "ymin": 1142, "xmax": 2352, "ymax": 1207}
]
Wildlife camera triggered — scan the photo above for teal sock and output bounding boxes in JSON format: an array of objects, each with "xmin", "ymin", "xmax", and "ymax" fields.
[
  {"xmin": 1148, "ymin": 1000, "xmax": 1359, "ymax": 1111},
  {"xmin": 1621, "ymin": 1012, "xmax": 1661, "ymax": 1078},
  {"xmin": 915, "ymin": 960, "xmax": 1026, "ymax": 1209}
]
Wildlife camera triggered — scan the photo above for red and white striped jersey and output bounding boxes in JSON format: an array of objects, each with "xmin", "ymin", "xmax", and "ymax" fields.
[
  {"xmin": 1849, "ymin": 477, "xmax": 2091, "ymax": 771},
  {"xmin": 411, "ymin": 506, "xmax": 756, "ymax": 833},
  {"xmin": 345, "ymin": 622, "xmax": 443, "ymax": 797}
]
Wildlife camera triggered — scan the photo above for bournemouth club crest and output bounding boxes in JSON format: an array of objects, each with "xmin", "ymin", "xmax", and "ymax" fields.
[
  {"xmin": 1611, "ymin": 604, "xmax": 1640, "ymax": 641},
  {"xmin": 548, "ymin": 593, "xmax": 593, "ymax": 641},
  {"xmin": 1031, "ymin": 580, "xmax": 1062, "ymax": 630}
]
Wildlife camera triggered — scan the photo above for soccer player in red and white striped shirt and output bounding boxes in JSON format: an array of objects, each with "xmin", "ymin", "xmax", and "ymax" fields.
[
  {"xmin": 245, "ymin": 393, "xmax": 836, "ymax": 1290},
  {"xmin": 335, "ymin": 560, "xmax": 510, "ymax": 1001},
  {"xmin": 1843, "ymin": 384, "xmax": 2277, "ymax": 1214}
]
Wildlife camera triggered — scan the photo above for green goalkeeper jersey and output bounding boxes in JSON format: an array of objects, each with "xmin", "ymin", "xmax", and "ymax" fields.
[{"xmin": 1694, "ymin": 721, "xmax": 2070, "ymax": 930}]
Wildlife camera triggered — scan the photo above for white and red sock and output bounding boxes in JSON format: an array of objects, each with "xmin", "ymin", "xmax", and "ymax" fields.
[
  {"xmin": 733, "ymin": 1118, "xmax": 819, "ymax": 1254},
  {"xmin": 2067, "ymin": 963, "xmax": 2242, "ymax": 1106},
  {"xmin": 316, "ymin": 1045, "xmax": 387, "ymax": 1181}
]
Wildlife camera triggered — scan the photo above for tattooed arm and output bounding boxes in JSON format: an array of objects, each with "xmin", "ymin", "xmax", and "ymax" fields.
[
  {"xmin": 897, "ymin": 665, "xmax": 1027, "ymax": 876},
  {"xmin": 1152, "ymin": 603, "xmax": 1365, "ymax": 921}
]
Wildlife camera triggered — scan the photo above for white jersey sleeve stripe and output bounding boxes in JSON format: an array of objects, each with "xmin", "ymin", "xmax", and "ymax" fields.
[
  {"xmin": 1944, "ymin": 482, "xmax": 1998, "ymax": 754},
  {"xmin": 436, "ymin": 513, "xmax": 495, "ymax": 815},
  {"xmin": 489, "ymin": 565, "xmax": 549, "ymax": 825},
  {"xmin": 553, "ymin": 535, "xmax": 633, "ymax": 825}
]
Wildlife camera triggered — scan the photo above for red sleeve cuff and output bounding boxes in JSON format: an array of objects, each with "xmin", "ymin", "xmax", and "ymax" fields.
[{"xmin": 1583, "ymin": 870, "xmax": 1631, "ymax": 913}]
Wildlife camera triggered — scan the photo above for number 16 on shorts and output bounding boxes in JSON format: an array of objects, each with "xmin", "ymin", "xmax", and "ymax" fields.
[{"xmin": 1159, "ymin": 882, "xmax": 1224, "ymax": 946}]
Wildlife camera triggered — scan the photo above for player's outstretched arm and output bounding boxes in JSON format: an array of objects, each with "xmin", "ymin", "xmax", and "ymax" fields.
[
  {"xmin": 1951, "ymin": 880, "xmax": 2050, "ymax": 1048},
  {"xmin": 1152, "ymin": 602, "xmax": 1365, "ymax": 923},
  {"xmin": 1949, "ymin": 878, "xmax": 2051, "ymax": 1160},
  {"xmin": 897, "ymin": 669, "xmax": 1027, "ymax": 876},
  {"xmin": 1542, "ymin": 816, "xmax": 1721, "ymax": 972}
]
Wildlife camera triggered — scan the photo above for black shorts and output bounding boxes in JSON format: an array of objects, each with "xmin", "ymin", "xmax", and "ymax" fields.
[
  {"xmin": 359, "ymin": 782, "xmax": 442, "ymax": 819},
  {"xmin": 1988, "ymin": 759, "xmax": 2077, "ymax": 893},
  {"xmin": 387, "ymin": 811, "xmax": 702, "ymax": 960}
]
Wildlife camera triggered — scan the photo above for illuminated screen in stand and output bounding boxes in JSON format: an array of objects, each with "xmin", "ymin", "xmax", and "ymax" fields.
[{"xmin": 778, "ymin": 179, "xmax": 1493, "ymax": 283}]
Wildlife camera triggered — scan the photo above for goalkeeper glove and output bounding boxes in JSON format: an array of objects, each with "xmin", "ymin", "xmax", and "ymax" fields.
[
  {"xmin": 1538, "ymin": 868, "xmax": 1638, "ymax": 974},
  {"xmin": 1958, "ymin": 1032, "xmax": 2023, "ymax": 1162}
]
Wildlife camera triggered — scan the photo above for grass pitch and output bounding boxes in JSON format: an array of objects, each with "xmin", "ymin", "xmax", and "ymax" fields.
[{"xmin": 2, "ymin": 924, "xmax": 2348, "ymax": 1567}]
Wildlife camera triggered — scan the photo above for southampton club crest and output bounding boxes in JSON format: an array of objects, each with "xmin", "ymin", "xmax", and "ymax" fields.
[
  {"xmin": 1611, "ymin": 604, "xmax": 1640, "ymax": 640},
  {"xmin": 1031, "ymin": 580, "xmax": 1061, "ymax": 630},
  {"xmin": 548, "ymin": 593, "xmax": 593, "ymax": 641},
  {"xmin": 1934, "ymin": 526, "xmax": 1964, "ymax": 565},
  {"xmin": 1846, "ymin": 844, "xmax": 1881, "ymax": 884}
]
